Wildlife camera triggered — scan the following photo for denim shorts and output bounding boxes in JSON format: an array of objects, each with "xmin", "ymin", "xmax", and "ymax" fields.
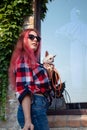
[{"xmin": 17, "ymin": 94, "xmax": 50, "ymax": 130}]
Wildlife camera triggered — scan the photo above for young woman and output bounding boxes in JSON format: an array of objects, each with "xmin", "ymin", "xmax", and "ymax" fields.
[{"xmin": 8, "ymin": 28, "xmax": 51, "ymax": 130}]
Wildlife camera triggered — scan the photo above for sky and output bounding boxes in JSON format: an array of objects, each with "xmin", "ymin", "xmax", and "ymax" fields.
[{"xmin": 41, "ymin": 0, "xmax": 87, "ymax": 103}]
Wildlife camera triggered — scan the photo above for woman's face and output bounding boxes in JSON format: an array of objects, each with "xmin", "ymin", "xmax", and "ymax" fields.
[{"xmin": 28, "ymin": 31, "xmax": 41, "ymax": 51}]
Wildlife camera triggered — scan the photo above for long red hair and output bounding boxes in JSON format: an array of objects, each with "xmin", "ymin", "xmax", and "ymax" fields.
[{"xmin": 8, "ymin": 28, "xmax": 41, "ymax": 90}]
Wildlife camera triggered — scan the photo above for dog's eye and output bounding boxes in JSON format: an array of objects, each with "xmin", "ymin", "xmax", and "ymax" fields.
[{"xmin": 49, "ymin": 58, "xmax": 52, "ymax": 60}]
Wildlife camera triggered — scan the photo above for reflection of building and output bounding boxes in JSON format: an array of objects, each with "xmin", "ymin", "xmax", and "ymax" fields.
[{"xmin": 57, "ymin": 8, "xmax": 87, "ymax": 102}]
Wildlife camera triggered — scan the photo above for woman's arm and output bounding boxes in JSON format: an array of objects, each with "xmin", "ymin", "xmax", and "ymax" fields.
[
  {"xmin": 22, "ymin": 95, "xmax": 34, "ymax": 130},
  {"xmin": 15, "ymin": 58, "xmax": 34, "ymax": 130}
]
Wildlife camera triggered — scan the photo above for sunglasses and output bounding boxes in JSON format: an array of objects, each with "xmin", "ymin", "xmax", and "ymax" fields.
[{"xmin": 28, "ymin": 34, "xmax": 41, "ymax": 42}]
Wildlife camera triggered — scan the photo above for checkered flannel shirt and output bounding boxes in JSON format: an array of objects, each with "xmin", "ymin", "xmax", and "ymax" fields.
[{"xmin": 14, "ymin": 57, "xmax": 50, "ymax": 103}]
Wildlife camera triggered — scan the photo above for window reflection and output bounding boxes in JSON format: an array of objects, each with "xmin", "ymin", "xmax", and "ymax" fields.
[{"xmin": 41, "ymin": 0, "xmax": 87, "ymax": 103}]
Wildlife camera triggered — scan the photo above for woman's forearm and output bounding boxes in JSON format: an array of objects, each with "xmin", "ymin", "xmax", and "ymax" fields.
[
  {"xmin": 22, "ymin": 95, "xmax": 34, "ymax": 130},
  {"xmin": 22, "ymin": 95, "xmax": 32, "ymax": 122}
]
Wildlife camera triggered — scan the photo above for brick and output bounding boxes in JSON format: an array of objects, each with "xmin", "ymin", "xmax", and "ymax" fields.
[{"xmin": 81, "ymin": 115, "xmax": 87, "ymax": 127}]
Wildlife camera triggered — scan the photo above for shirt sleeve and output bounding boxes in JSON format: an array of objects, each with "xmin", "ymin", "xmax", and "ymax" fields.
[{"xmin": 15, "ymin": 58, "xmax": 34, "ymax": 104}]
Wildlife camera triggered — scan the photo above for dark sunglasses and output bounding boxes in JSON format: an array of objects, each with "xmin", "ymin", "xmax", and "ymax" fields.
[{"xmin": 28, "ymin": 34, "xmax": 41, "ymax": 42}]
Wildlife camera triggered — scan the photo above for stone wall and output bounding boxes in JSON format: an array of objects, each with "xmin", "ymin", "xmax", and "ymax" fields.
[{"xmin": 0, "ymin": 87, "xmax": 21, "ymax": 130}]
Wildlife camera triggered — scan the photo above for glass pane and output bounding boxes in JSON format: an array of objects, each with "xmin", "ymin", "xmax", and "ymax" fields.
[{"xmin": 41, "ymin": 0, "xmax": 87, "ymax": 103}]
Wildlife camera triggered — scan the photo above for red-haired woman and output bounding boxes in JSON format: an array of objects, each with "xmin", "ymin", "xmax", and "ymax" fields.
[{"xmin": 8, "ymin": 29, "xmax": 51, "ymax": 130}]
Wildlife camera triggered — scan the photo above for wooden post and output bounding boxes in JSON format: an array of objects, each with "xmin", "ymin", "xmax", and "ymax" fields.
[
  {"xmin": 33, "ymin": 0, "xmax": 41, "ymax": 34},
  {"xmin": 23, "ymin": 0, "xmax": 41, "ymax": 34},
  {"xmin": 33, "ymin": 0, "xmax": 41, "ymax": 61}
]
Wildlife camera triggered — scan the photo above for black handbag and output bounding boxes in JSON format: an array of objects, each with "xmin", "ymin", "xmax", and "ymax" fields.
[
  {"xmin": 49, "ymin": 96, "xmax": 66, "ymax": 110},
  {"xmin": 49, "ymin": 82, "xmax": 66, "ymax": 110}
]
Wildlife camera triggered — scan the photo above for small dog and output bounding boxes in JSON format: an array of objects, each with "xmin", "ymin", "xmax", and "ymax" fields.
[
  {"xmin": 43, "ymin": 51, "xmax": 65, "ymax": 98},
  {"xmin": 43, "ymin": 51, "xmax": 60, "ymax": 85},
  {"xmin": 43, "ymin": 51, "xmax": 57, "ymax": 80},
  {"xmin": 43, "ymin": 51, "xmax": 56, "ymax": 64}
]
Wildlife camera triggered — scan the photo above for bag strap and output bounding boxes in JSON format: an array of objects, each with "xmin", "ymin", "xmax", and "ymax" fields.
[{"xmin": 51, "ymin": 67, "xmax": 62, "ymax": 97}]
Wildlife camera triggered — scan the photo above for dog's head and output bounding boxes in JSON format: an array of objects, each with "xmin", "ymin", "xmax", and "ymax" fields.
[{"xmin": 43, "ymin": 51, "xmax": 56, "ymax": 64}]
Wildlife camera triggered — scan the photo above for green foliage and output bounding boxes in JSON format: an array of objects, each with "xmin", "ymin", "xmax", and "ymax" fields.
[
  {"xmin": 40, "ymin": 0, "xmax": 53, "ymax": 20},
  {"xmin": 0, "ymin": 0, "xmax": 54, "ymax": 120},
  {"xmin": 0, "ymin": 0, "xmax": 33, "ymax": 120}
]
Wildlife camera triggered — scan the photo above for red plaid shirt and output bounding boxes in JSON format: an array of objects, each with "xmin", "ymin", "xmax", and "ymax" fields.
[{"xmin": 14, "ymin": 57, "xmax": 50, "ymax": 103}]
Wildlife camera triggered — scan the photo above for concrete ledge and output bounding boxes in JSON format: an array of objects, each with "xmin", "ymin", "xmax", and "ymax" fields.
[{"xmin": 47, "ymin": 109, "xmax": 87, "ymax": 115}]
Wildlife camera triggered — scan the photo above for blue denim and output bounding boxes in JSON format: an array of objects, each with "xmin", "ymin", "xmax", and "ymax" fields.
[{"xmin": 17, "ymin": 94, "xmax": 50, "ymax": 130}]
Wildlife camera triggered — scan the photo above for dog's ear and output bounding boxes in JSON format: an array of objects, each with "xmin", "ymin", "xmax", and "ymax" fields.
[
  {"xmin": 53, "ymin": 55, "xmax": 56, "ymax": 58},
  {"xmin": 45, "ymin": 51, "xmax": 49, "ymax": 57}
]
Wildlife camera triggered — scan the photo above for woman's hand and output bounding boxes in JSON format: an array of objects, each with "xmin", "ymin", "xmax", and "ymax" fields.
[{"xmin": 22, "ymin": 120, "xmax": 34, "ymax": 130}]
